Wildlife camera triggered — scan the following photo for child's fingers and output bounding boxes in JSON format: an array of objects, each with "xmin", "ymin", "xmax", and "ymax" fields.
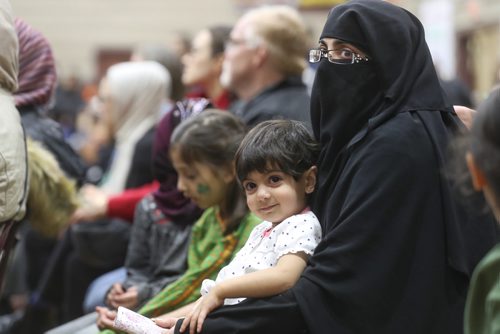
[
  {"xmin": 196, "ymin": 310, "xmax": 208, "ymax": 333},
  {"xmin": 179, "ymin": 314, "xmax": 191, "ymax": 333},
  {"xmin": 189, "ymin": 313, "xmax": 199, "ymax": 334}
]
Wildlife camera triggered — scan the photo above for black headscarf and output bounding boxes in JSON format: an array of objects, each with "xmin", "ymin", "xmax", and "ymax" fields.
[
  {"xmin": 311, "ymin": 0, "xmax": 448, "ymax": 161},
  {"xmin": 311, "ymin": 0, "xmax": 473, "ymax": 274}
]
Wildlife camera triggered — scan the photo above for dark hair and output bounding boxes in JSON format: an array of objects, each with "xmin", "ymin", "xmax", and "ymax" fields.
[
  {"xmin": 170, "ymin": 109, "xmax": 247, "ymax": 231},
  {"xmin": 235, "ymin": 120, "xmax": 319, "ymax": 182},
  {"xmin": 207, "ymin": 25, "xmax": 232, "ymax": 57},
  {"xmin": 470, "ymin": 88, "xmax": 500, "ymax": 204}
]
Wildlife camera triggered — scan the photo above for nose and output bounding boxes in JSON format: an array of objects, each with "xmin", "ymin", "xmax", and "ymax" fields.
[
  {"xmin": 177, "ymin": 177, "xmax": 186, "ymax": 193},
  {"xmin": 257, "ymin": 186, "xmax": 270, "ymax": 200}
]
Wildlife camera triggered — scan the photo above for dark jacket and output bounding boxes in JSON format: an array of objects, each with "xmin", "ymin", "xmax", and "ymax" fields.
[
  {"xmin": 232, "ymin": 76, "xmax": 311, "ymax": 130},
  {"xmin": 20, "ymin": 106, "xmax": 86, "ymax": 186}
]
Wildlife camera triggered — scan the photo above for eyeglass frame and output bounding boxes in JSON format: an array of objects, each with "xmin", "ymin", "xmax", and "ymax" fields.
[{"xmin": 308, "ymin": 48, "xmax": 369, "ymax": 65}]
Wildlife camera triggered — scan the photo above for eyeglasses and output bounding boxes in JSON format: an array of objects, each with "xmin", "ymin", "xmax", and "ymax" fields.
[{"xmin": 309, "ymin": 48, "xmax": 369, "ymax": 65}]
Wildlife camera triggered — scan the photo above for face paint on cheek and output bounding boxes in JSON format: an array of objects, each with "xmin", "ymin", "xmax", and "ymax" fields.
[{"xmin": 197, "ymin": 184, "xmax": 210, "ymax": 195}]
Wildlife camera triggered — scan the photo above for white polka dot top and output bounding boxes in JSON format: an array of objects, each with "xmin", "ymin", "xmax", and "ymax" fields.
[{"xmin": 200, "ymin": 210, "xmax": 322, "ymax": 305}]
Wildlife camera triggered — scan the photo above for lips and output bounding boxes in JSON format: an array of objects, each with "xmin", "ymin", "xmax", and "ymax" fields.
[{"xmin": 259, "ymin": 204, "xmax": 277, "ymax": 213}]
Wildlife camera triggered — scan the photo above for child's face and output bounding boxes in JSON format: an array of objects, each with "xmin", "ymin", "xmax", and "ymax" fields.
[
  {"xmin": 171, "ymin": 148, "xmax": 234, "ymax": 209},
  {"xmin": 241, "ymin": 167, "xmax": 316, "ymax": 224}
]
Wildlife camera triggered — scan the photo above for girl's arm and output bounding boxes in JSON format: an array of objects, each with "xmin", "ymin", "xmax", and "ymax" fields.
[
  {"xmin": 214, "ymin": 252, "xmax": 308, "ymax": 298},
  {"xmin": 180, "ymin": 252, "xmax": 308, "ymax": 334},
  {"xmin": 156, "ymin": 300, "xmax": 198, "ymax": 319}
]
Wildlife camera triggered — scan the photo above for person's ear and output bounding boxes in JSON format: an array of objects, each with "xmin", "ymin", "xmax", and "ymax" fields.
[
  {"xmin": 252, "ymin": 45, "xmax": 268, "ymax": 68},
  {"xmin": 466, "ymin": 152, "xmax": 487, "ymax": 191},
  {"xmin": 304, "ymin": 166, "xmax": 317, "ymax": 194},
  {"xmin": 222, "ymin": 162, "xmax": 236, "ymax": 184}
]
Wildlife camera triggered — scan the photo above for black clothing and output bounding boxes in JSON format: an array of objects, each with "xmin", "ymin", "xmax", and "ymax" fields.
[
  {"xmin": 175, "ymin": 1, "xmax": 498, "ymax": 334},
  {"xmin": 20, "ymin": 106, "xmax": 86, "ymax": 186},
  {"xmin": 232, "ymin": 76, "xmax": 311, "ymax": 129}
]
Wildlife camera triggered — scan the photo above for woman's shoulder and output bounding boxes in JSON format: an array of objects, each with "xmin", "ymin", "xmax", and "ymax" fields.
[{"xmin": 351, "ymin": 113, "xmax": 434, "ymax": 169}]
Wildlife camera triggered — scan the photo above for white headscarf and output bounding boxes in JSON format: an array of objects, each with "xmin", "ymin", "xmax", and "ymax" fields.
[{"xmin": 100, "ymin": 61, "xmax": 171, "ymax": 194}]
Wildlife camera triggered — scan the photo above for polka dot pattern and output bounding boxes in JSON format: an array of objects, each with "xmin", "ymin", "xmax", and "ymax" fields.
[{"xmin": 200, "ymin": 211, "xmax": 322, "ymax": 305}]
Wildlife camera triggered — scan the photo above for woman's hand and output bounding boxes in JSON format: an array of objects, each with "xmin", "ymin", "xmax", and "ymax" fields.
[
  {"xmin": 71, "ymin": 184, "xmax": 109, "ymax": 223},
  {"xmin": 180, "ymin": 291, "xmax": 224, "ymax": 334}
]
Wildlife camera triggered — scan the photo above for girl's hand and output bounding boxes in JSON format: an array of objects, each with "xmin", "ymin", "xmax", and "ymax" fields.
[
  {"xmin": 105, "ymin": 283, "xmax": 125, "ymax": 307},
  {"xmin": 180, "ymin": 292, "xmax": 224, "ymax": 334},
  {"xmin": 108, "ymin": 285, "xmax": 139, "ymax": 309},
  {"xmin": 95, "ymin": 306, "xmax": 117, "ymax": 330}
]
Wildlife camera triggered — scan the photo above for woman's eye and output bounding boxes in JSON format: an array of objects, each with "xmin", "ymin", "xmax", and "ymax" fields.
[{"xmin": 340, "ymin": 49, "xmax": 353, "ymax": 58}]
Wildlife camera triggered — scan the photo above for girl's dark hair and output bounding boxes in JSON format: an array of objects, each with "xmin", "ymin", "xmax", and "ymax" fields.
[
  {"xmin": 235, "ymin": 120, "xmax": 320, "ymax": 182},
  {"xmin": 170, "ymin": 109, "xmax": 247, "ymax": 231},
  {"xmin": 207, "ymin": 25, "xmax": 232, "ymax": 56},
  {"xmin": 470, "ymin": 87, "xmax": 500, "ymax": 204}
]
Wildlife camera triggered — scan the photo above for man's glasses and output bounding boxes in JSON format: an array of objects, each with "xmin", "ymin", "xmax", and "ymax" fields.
[{"xmin": 309, "ymin": 48, "xmax": 369, "ymax": 65}]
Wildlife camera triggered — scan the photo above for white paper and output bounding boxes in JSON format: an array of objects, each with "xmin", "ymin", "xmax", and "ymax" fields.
[{"xmin": 113, "ymin": 306, "xmax": 166, "ymax": 334}]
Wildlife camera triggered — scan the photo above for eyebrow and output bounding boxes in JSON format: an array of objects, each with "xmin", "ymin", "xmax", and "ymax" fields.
[{"xmin": 319, "ymin": 38, "xmax": 368, "ymax": 57}]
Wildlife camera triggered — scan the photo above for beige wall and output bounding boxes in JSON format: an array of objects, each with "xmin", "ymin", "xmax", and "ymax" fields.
[{"xmin": 11, "ymin": 0, "xmax": 330, "ymax": 83}]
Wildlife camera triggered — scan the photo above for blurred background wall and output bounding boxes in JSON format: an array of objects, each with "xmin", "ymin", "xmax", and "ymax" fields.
[{"xmin": 11, "ymin": 0, "xmax": 500, "ymax": 105}]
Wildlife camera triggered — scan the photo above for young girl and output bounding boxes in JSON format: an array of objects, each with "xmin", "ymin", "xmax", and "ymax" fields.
[
  {"xmin": 95, "ymin": 109, "xmax": 260, "ymax": 333},
  {"xmin": 463, "ymin": 87, "xmax": 500, "ymax": 334},
  {"xmin": 178, "ymin": 119, "xmax": 322, "ymax": 334}
]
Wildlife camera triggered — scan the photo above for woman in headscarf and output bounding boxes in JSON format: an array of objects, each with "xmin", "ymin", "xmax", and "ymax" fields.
[
  {"xmin": 158, "ymin": 1, "xmax": 499, "ymax": 333},
  {"xmin": 14, "ymin": 18, "xmax": 86, "ymax": 184}
]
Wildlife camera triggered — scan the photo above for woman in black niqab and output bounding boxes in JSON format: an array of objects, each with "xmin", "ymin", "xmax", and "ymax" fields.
[
  {"xmin": 301, "ymin": 1, "xmax": 498, "ymax": 333},
  {"xmin": 170, "ymin": 1, "xmax": 498, "ymax": 333}
]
